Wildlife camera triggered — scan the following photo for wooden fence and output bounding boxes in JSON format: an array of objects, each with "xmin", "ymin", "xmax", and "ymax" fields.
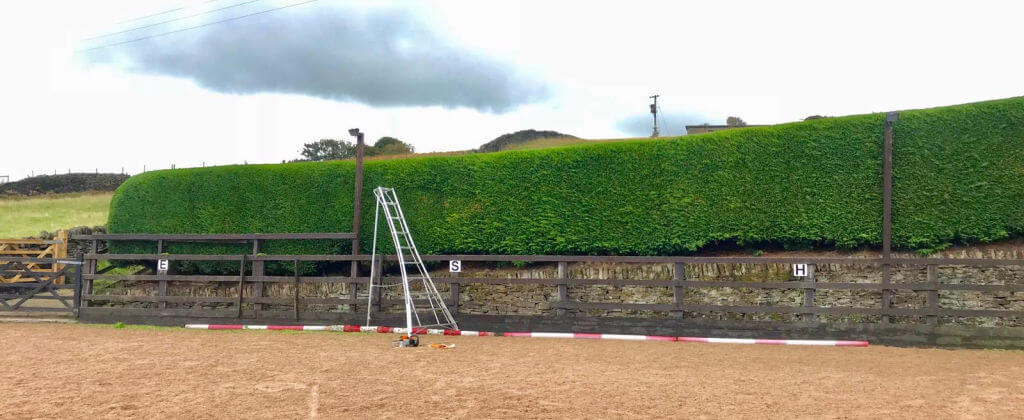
[{"xmin": 74, "ymin": 233, "xmax": 1024, "ymax": 324}]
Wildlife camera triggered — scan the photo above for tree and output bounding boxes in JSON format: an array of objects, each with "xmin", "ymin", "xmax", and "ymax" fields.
[
  {"xmin": 299, "ymin": 139, "xmax": 355, "ymax": 161},
  {"xmin": 804, "ymin": 115, "xmax": 827, "ymax": 121},
  {"xmin": 366, "ymin": 136, "xmax": 414, "ymax": 156},
  {"xmin": 726, "ymin": 116, "xmax": 747, "ymax": 127}
]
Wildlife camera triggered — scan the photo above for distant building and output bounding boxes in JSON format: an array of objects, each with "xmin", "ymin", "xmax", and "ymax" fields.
[{"xmin": 685, "ymin": 124, "xmax": 764, "ymax": 135}]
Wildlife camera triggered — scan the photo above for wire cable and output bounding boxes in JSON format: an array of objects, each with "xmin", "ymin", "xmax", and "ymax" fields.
[
  {"xmin": 83, "ymin": 0, "xmax": 265, "ymax": 41},
  {"xmin": 76, "ymin": 0, "xmax": 319, "ymax": 53},
  {"xmin": 112, "ymin": 5, "xmax": 188, "ymax": 26}
]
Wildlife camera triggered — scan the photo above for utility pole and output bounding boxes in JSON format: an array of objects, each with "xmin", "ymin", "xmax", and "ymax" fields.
[{"xmin": 649, "ymin": 94, "xmax": 660, "ymax": 137}]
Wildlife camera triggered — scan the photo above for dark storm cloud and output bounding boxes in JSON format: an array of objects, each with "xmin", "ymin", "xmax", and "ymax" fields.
[
  {"xmin": 616, "ymin": 112, "xmax": 709, "ymax": 137},
  {"xmin": 86, "ymin": 4, "xmax": 548, "ymax": 113}
]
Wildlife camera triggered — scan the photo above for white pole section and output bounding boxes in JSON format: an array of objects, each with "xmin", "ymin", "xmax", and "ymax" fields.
[{"xmin": 366, "ymin": 200, "xmax": 381, "ymax": 327}]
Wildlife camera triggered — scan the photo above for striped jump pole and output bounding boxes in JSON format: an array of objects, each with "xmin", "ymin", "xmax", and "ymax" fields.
[
  {"xmin": 503, "ymin": 332, "xmax": 676, "ymax": 341},
  {"xmin": 184, "ymin": 324, "xmax": 495, "ymax": 336},
  {"xmin": 677, "ymin": 337, "xmax": 869, "ymax": 347}
]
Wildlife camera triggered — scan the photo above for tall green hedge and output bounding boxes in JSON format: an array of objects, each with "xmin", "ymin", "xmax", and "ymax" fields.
[{"xmin": 108, "ymin": 96, "xmax": 1024, "ymax": 256}]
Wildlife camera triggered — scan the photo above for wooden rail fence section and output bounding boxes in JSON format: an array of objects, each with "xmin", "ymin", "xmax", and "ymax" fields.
[
  {"xmin": 0, "ymin": 230, "xmax": 68, "ymax": 283},
  {"xmin": 74, "ymin": 233, "xmax": 1024, "ymax": 323}
]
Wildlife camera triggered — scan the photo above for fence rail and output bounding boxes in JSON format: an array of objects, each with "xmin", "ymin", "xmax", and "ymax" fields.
[{"xmin": 73, "ymin": 233, "xmax": 1024, "ymax": 323}]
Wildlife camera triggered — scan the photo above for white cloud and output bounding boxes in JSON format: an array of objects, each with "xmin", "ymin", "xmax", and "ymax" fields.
[{"xmin": 2, "ymin": 0, "xmax": 1023, "ymax": 181}]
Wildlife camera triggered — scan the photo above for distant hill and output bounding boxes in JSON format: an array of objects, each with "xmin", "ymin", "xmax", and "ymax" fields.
[
  {"xmin": 0, "ymin": 173, "xmax": 129, "ymax": 196},
  {"xmin": 478, "ymin": 129, "xmax": 578, "ymax": 152}
]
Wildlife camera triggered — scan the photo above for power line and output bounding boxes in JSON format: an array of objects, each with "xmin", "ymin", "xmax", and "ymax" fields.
[
  {"xmin": 112, "ymin": 4, "xmax": 189, "ymax": 26},
  {"xmin": 83, "ymin": 0, "xmax": 264, "ymax": 41},
  {"xmin": 77, "ymin": 0, "xmax": 319, "ymax": 53}
]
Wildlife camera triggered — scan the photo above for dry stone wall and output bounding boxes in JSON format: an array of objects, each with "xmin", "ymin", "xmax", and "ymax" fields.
[{"xmin": 96, "ymin": 243, "xmax": 1024, "ymax": 327}]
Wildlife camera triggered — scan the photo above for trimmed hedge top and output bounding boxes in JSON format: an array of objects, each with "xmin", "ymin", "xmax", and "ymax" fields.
[{"xmin": 108, "ymin": 96, "xmax": 1024, "ymax": 255}]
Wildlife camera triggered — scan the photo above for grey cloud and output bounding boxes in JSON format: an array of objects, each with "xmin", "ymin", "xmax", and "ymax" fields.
[
  {"xmin": 616, "ymin": 112, "xmax": 709, "ymax": 137},
  {"xmin": 85, "ymin": 4, "xmax": 548, "ymax": 113}
]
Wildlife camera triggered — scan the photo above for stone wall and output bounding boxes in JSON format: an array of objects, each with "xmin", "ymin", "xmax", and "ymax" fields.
[
  {"xmin": 95, "ymin": 242, "xmax": 1024, "ymax": 328},
  {"xmin": 442, "ymin": 244, "xmax": 1024, "ymax": 327}
]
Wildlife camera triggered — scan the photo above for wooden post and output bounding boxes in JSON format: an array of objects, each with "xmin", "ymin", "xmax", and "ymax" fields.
[
  {"xmin": 73, "ymin": 253, "xmax": 83, "ymax": 317},
  {"xmin": 157, "ymin": 239, "xmax": 167, "ymax": 309},
  {"xmin": 236, "ymin": 255, "xmax": 245, "ymax": 318},
  {"xmin": 372, "ymin": 255, "xmax": 382, "ymax": 314},
  {"xmin": 347, "ymin": 281, "xmax": 358, "ymax": 314},
  {"xmin": 82, "ymin": 239, "xmax": 98, "ymax": 309},
  {"xmin": 672, "ymin": 263, "xmax": 685, "ymax": 318},
  {"xmin": 556, "ymin": 261, "xmax": 568, "ymax": 316},
  {"xmin": 881, "ymin": 111, "xmax": 898, "ymax": 324},
  {"xmin": 450, "ymin": 268, "xmax": 462, "ymax": 313},
  {"xmin": 450, "ymin": 282, "xmax": 460, "ymax": 314},
  {"xmin": 251, "ymin": 239, "xmax": 263, "ymax": 318},
  {"xmin": 802, "ymin": 264, "xmax": 817, "ymax": 323},
  {"xmin": 293, "ymin": 260, "xmax": 300, "ymax": 321},
  {"xmin": 54, "ymin": 230, "xmax": 67, "ymax": 284},
  {"xmin": 926, "ymin": 264, "xmax": 938, "ymax": 325},
  {"xmin": 349, "ymin": 133, "xmax": 365, "ymax": 317}
]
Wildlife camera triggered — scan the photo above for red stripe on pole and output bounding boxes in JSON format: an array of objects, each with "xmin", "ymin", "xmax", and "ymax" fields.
[
  {"xmin": 342, "ymin": 325, "xmax": 361, "ymax": 332},
  {"xmin": 267, "ymin": 325, "xmax": 303, "ymax": 331},
  {"xmin": 503, "ymin": 332, "xmax": 531, "ymax": 337},
  {"xmin": 444, "ymin": 330, "xmax": 461, "ymax": 336},
  {"xmin": 208, "ymin": 324, "xmax": 243, "ymax": 330},
  {"xmin": 574, "ymin": 333, "xmax": 601, "ymax": 339},
  {"xmin": 377, "ymin": 326, "xmax": 392, "ymax": 333},
  {"xmin": 411, "ymin": 327, "xmax": 427, "ymax": 335},
  {"xmin": 835, "ymin": 341, "xmax": 870, "ymax": 347}
]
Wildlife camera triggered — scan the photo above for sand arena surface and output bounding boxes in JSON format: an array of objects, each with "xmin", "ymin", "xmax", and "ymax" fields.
[{"xmin": 2, "ymin": 323, "xmax": 1023, "ymax": 419}]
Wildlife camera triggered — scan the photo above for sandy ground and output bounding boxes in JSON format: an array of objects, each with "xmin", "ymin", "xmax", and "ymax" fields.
[{"xmin": 2, "ymin": 324, "xmax": 1023, "ymax": 419}]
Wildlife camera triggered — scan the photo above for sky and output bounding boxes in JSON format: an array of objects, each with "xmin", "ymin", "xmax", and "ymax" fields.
[{"xmin": 1, "ymin": 0, "xmax": 1023, "ymax": 181}]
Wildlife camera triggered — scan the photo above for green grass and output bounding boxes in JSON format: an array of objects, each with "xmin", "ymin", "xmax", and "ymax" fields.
[{"xmin": 0, "ymin": 192, "xmax": 111, "ymax": 238}]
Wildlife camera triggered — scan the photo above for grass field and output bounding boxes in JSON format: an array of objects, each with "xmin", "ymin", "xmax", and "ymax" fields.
[
  {"xmin": 2, "ymin": 323, "xmax": 1022, "ymax": 418},
  {"xmin": 0, "ymin": 192, "xmax": 111, "ymax": 238}
]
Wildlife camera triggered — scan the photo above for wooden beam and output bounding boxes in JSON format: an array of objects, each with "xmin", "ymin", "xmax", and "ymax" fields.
[
  {"xmin": 236, "ymin": 255, "xmax": 245, "ymax": 318},
  {"xmin": 293, "ymin": 260, "xmax": 300, "ymax": 321},
  {"xmin": 802, "ymin": 264, "xmax": 817, "ymax": 323},
  {"xmin": 556, "ymin": 261, "xmax": 568, "ymax": 316},
  {"xmin": 672, "ymin": 263, "xmax": 685, "ymax": 318},
  {"xmin": 927, "ymin": 264, "xmax": 939, "ymax": 325},
  {"xmin": 251, "ymin": 239, "xmax": 263, "ymax": 318}
]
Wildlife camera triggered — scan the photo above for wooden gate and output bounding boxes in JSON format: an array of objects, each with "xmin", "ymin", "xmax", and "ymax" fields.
[
  {"xmin": 0, "ymin": 257, "xmax": 82, "ymax": 314},
  {"xmin": 0, "ymin": 231, "xmax": 69, "ymax": 284}
]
